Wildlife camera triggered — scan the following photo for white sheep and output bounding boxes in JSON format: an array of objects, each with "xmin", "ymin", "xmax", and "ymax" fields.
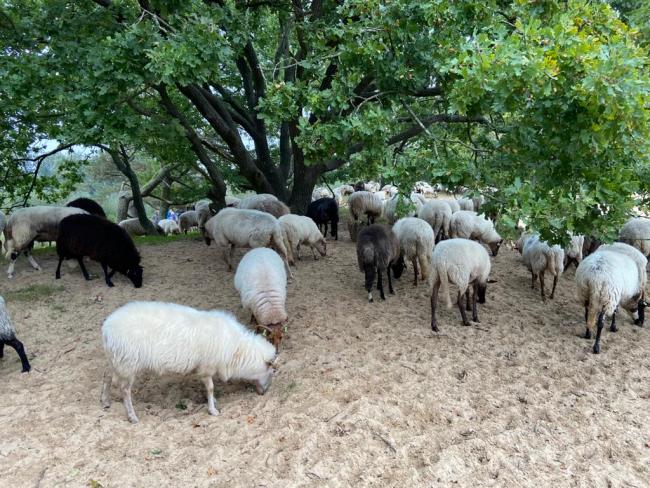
[
  {"xmin": 410, "ymin": 192, "xmax": 428, "ymax": 208},
  {"xmin": 619, "ymin": 217, "xmax": 650, "ymax": 257},
  {"xmin": 429, "ymin": 238, "xmax": 492, "ymax": 330},
  {"xmin": 564, "ymin": 234, "xmax": 585, "ymax": 268},
  {"xmin": 195, "ymin": 200, "xmax": 213, "ymax": 230},
  {"xmin": 393, "ymin": 217, "xmax": 434, "ymax": 286},
  {"xmin": 413, "ymin": 181, "xmax": 436, "ymax": 198},
  {"xmin": 382, "ymin": 194, "xmax": 417, "ymax": 225},
  {"xmin": 516, "ymin": 234, "xmax": 565, "ymax": 301},
  {"xmin": 179, "ymin": 210, "xmax": 199, "ymax": 234},
  {"xmin": 457, "ymin": 198, "xmax": 474, "ymax": 211},
  {"xmin": 100, "ymin": 301, "xmax": 277, "ymax": 423},
  {"xmin": 235, "ymin": 248, "xmax": 288, "ymax": 348},
  {"xmin": 597, "ymin": 242, "xmax": 647, "ymax": 294},
  {"xmin": 312, "ymin": 187, "xmax": 333, "ymax": 201},
  {"xmin": 238, "ymin": 193, "xmax": 278, "ymax": 210},
  {"xmin": 418, "ymin": 200, "xmax": 452, "ymax": 242},
  {"xmin": 381, "ymin": 185, "xmax": 399, "ymax": 198},
  {"xmin": 575, "ymin": 250, "xmax": 646, "ymax": 353},
  {"xmin": 278, "ymin": 214, "xmax": 326, "ymax": 265},
  {"xmin": 449, "ymin": 210, "xmax": 503, "ymax": 256},
  {"xmin": 204, "ymin": 207, "xmax": 292, "ymax": 278},
  {"xmin": 446, "ymin": 199, "xmax": 461, "ymax": 213},
  {"xmin": 157, "ymin": 218, "xmax": 181, "ymax": 235},
  {"xmin": 4, "ymin": 206, "xmax": 88, "ymax": 278},
  {"xmin": 225, "ymin": 196, "xmax": 241, "ymax": 207},
  {"xmin": 118, "ymin": 217, "xmax": 160, "ymax": 236},
  {"xmin": 333, "ymin": 185, "xmax": 354, "ymax": 206},
  {"xmin": 0, "ymin": 211, "xmax": 6, "ymax": 237},
  {"xmin": 0, "ymin": 295, "xmax": 31, "ymax": 372},
  {"xmin": 347, "ymin": 191, "xmax": 383, "ymax": 240}
]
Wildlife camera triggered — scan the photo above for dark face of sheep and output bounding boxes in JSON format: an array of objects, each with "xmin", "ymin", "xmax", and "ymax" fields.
[
  {"xmin": 391, "ymin": 255, "xmax": 405, "ymax": 279},
  {"xmin": 477, "ymin": 283, "xmax": 487, "ymax": 304},
  {"xmin": 315, "ymin": 238, "xmax": 327, "ymax": 257},
  {"xmin": 126, "ymin": 266, "xmax": 143, "ymax": 288},
  {"xmin": 489, "ymin": 240, "xmax": 503, "ymax": 257}
]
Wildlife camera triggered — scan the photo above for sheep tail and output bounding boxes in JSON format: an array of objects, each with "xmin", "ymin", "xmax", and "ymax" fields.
[
  {"xmin": 439, "ymin": 266, "xmax": 453, "ymax": 309},
  {"xmin": 547, "ymin": 249, "xmax": 557, "ymax": 277},
  {"xmin": 270, "ymin": 230, "xmax": 294, "ymax": 280},
  {"xmin": 586, "ymin": 285, "xmax": 601, "ymax": 332}
]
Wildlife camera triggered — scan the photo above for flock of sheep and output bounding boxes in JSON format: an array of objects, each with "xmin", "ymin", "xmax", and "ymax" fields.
[{"xmin": 1, "ymin": 184, "xmax": 650, "ymax": 423}]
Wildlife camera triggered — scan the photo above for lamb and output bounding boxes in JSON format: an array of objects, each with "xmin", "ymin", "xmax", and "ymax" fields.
[
  {"xmin": 279, "ymin": 214, "xmax": 327, "ymax": 265},
  {"xmin": 429, "ymin": 238, "xmax": 492, "ymax": 331},
  {"xmin": 157, "ymin": 218, "xmax": 181, "ymax": 235},
  {"xmin": 56, "ymin": 214, "xmax": 143, "ymax": 288},
  {"xmin": 3, "ymin": 206, "xmax": 88, "ymax": 278},
  {"xmin": 179, "ymin": 210, "xmax": 199, "ymax": 233},
  {"xmin": 449, "ymin": 210, "xmax": 503, "ymax": 256},
  {"xmin": 0, "ymin": 296, "xmax": 31, "ymax": 373},
  {"xmin": 418, "ymin": 200, "xmax": 452, "ymax": 242},
  {"xmin": 619, "ymin": 217, "xmax": 650, "ymax": 257},
  {"xmin": 516, "ymin": 234, "xmax": 565, "ymax": 301},
  {"xmin": 204, "ymin": 208, "xmax": 292, "ymax": 278},
  {"xmin": 392, "ymin": 217, "xmax": 435, "ymax": 286},
  {"xmin": 575, "ymin": 250, "xmax": 646, "ymax": 353},
  {"xmin": 306, "ymin": 197, "xmax": 339, "ymax": 240},
  {"xmin": 100, "ymin": 301, "xmax": 277, "ymax": 423},
  {"xmin": 348, "ymin": 191, "xmax": 383, "ymax": 241},
  {"xmin": 118, "ymin": 217, "xmax": 163, "ymax": 236},
  {"xmin": 356, "ymin": 224, "xmax": 404, "ymax": 302},
  {"xmin": 66, "ymin": 197, "xmax": 107, "ymax": 218},
  {"xmin": 564, "ymin": 235, "xmax": 585, "ymax": 269},
  {"xmin": 235, "ymin": 248, "xmax": 288, "ymax": 348},
  {"xmin": 457, "ymin": 198, "xmax": 474, "ymax": 211}
]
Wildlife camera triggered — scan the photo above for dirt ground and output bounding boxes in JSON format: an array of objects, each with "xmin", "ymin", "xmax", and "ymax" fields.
[{"xmin": 1, "ymin": 228, "xmax": 650, "ymax": 488}]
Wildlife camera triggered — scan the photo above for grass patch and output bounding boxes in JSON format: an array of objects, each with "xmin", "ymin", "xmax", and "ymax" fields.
[
  {"xmin": 4, "ymin": 284, "xmax": 64, "ymax": 302},
  {"xmin": 134, "ymin": 232, "xmax": 199, "ymax": 246}
]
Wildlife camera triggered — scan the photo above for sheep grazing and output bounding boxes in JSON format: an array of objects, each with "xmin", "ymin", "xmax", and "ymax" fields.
[
  {"xmin": 356, "ymin": 224, "xmax": 404, "ymax": 302},
  {"xmin": 418, "ymin": 200, "xmax": 452, "ymax": 242},
  {"xmin": 0, "ymin": 296, "xmax": 31, "ymax": 373},
  {"xmin": 157, "ymin": 218, "xmax": 181, "ymax": 235},
  {"xmin": 56, "ymin": 214, "xmax": 143, "ymax": 288},
  {"xmin": 307, "ymin": 197, "xmax": 339, "ymax": 240},
  {"xmin": 575, "ymin": 250, "xmax": 646, "ymax": 354},
  {"xmin": 179, "ymin": 210, "xmax": 199, "ymax": 234},
  {"xmin": 564, "ymin": 235, "xmax": 585, "ymax": 269},
  {"xmin": 234, "ymin": 248, "xmax": 288, "ymax": 348},
  {"xmin": 619, "ymin": 217, "xmax": 650, "ymax": 257},
  {"xmin": 204, "ymin": 208, "xmax": 292, "ymax": 278},
  {"xmin": 516, "ymin": 234, "xmax": 565, "ymax": 301},
  {"xmin": 279, "ymin": 214, "xmax": 326, "ymax": 265},
  {"xmin": 429, "ymin": 238, "xmax": 492, "ymax": 331},
  {"xmin": 100, "ymin": 301, "xmax": 277, "ymax": 423},
  {"xmin": 66, "ymin": 197, "xmax": 107, "ymax": 218},
  {"xmin": 4, "ymin": 206, "xmax": 88, "ymax": 278},
  {"xmin": 393, "ymin": 217, "xmax": 434, "ymax": 286},
  {"xmin": 449, "ymin": 211, "xmax": 503, "ymax": 256},
  {"xmin": 348, "ymin": 191, "xmax": 383, "ymax": 241}
]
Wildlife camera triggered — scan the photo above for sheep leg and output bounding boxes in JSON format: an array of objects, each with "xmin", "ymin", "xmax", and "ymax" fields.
[
  {"xmin": 119, "ymin": 376, "xmax": 139, "ymax": 424},
  {"xmin": 593, "ymin": 311, "xmax": 605, "ymax": 354},
  {"xmin": 55, "ymin": 256, "xmax": 64, "ymax": 279},
  {"xmin": 465, "ymin": 288, "xmax": 472, "ymax": 311},
  {"xmin": 296, "ymin": 242, "xmax": 302, "ymax": 260},
  {"xmin": 635, "ymin": 299, "xmax": 645, "ymax": 326},
  {"xmin": 101, "ymin": 365, "xmax": 114, "ymax": 408},
  {"xmin": 7, "ymin": 252, "xmax": 18, "ymax": 278},
  {"xmin": 25, "ymin": 245, "xmax": 41, "ymax": 271},
  {"xmin": 202, "ymin": 376, "xmax": 219, "ymax": 416},
  {"xmin": 550, "ymin": 274, "xmax": 558, "ymax": 299},
  {"xmin": 228, "ymin": 245, "xmax": 236, "ymax": 271},
  {"xmin": 530, "ymin": 272, "xmax": 536, "ymax": 289},
  {"xmin": 377, "ymin": 266, "xmax": 386, "ymax": 301},
  {"xmin": 584, "ymin": 301, "xmax": 589, "ymax": 323},
  {"xmin": 0, "ymin": 341, "xmax": 3, "ymax": 357},
  {"xmin": 3, "ymin": 338, "xmax": 30, "ymax": 372},
  {"xmin": 472, "ymin": 282, "xmax": 480, "ymax": 323},
  {"xmin": 310, "ymin": 244, "xmax": 319, "ymax": 261},
  {"xmin": 609, "ymin": 309, "xmax": 618, "ymax": 332},
  {"xmin": 457, "ymin": 291, "xmax": 470, "ymax": 326},
  {"xmin": 539, "ymin": 271, "xmax": 546, "ymax": 302},
  {"xmin": 411, "ymin": 257, "xmax": 418, "ymax": 286},
  {"xmin": 78, "ymin": 258, "xmax": 91, "ymax": 281},
  {"xmin": 430, "ymin": 281, "xmax": 440, "ymax": 332},
  {"xmin": 387, "ymin": 266, "xmax": 394, "ymax": 295},
  {"xmin": 323, "ymin": 222, "xmax": 328, "ymax": 238},
  {"xmin": 100, "ymin": 262, "xmax": 115, "ymax": 287}
]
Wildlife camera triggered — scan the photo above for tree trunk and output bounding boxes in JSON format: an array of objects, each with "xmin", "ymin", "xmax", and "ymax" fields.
[{"xmin": 289, "ymin": 164, "xmax": 321, "ymax": 214}]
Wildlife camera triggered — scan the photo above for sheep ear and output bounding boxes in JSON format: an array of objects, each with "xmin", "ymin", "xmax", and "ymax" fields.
[{"xmin": 487, "ymin": 278, "xmax": 498, "ymax": 284}]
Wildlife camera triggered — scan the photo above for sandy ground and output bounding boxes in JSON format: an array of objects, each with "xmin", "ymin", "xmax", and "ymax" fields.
[{"xmin": 1, "ymin": 229, "xmax": 650, "ymax": 488}]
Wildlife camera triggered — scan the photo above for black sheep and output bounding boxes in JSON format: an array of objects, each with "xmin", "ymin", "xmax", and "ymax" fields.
[
  {"xmin": 307, "ymin": 198, "xmax": 339, "ymax": 240},
  {"xmin": 356, "ymin": 224, "xmax": 404, "ymax": 302},
  {"xmin": 67, "ymin": 197, "xmax": 107, "ymax": 218},
  {"xmin": 55, "ymin": 214, "xmax": 143, "ymax": 288}
]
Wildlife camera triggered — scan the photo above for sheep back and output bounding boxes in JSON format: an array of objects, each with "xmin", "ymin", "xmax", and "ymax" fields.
[
  {"xmin": 348, "ymin": 191, "xmax": 383, "ymax": 221},
  {"xmin": 619, "ymin": 217, "xmax": 650, "ymax": 257},
  {"xmin": 356, "ymin": 224, "xmax": 400, "ymax": 271},
  {"xmin": 418, "ymin": 201, "xmax": 452, "ymax": 238},
  {"xmin": 67, "ymin": 198, "xmax": 107, "ymax": 218}
]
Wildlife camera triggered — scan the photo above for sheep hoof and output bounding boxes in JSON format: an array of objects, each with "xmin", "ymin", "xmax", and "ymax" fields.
[
  {"xmin": 583, "ymin": 329, "xmax": 592, "ymax": 339},
  {"xmin": 431, "ymin": 323, "xmax": 439, "ymax": 332},
  {"xmin": 473, "ymin": 318, "xmax": 480, "ymax": 324},
  {"xmin": 107, "ymin": 282, "xmax": 115, "ymax": 288},
  {"xmin": 592, "ymin": 344, "xmax": 600, "ymax": 354},
  {"xmin": 610, "ymin": 325, "xmax": 617, "ymax": 333},
  {"xmin": 127, "ymin": 415, "xmax": 139, "ymax": 424},
  {"xmin": 462, "ymin": 321, "xmax": 471, "ymax": 327},
  {"xmin": 7, "ymin": 273, "xmax": 14, "ymax": 279},
  {"xmin": 634, "ymin": 319, "xmax": 644, "ymax": 327},
  {"xmin": 21, "ymin": 365, "xmax": 31, "ymax": 373},
  {"xmin": 208, "ymin": 408, "xmax": 219, "ymax": 416}
]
